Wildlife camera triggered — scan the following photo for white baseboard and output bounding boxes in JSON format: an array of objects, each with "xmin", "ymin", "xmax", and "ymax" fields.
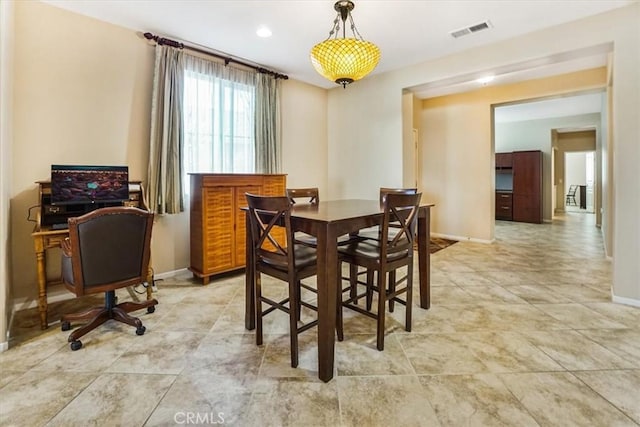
[
  {"xmin": 154, "ymin": 268, "xmax": 190, "ymax": 280},
  {"xmin": 12, "ymin": 269, "xmax": 189, "ymax": 313},
  {"xmin": 6, "ymin": 307, "xmax": 15, "ymax": 343},
  {"xmin": 431, "ymin": 232, "xmax": 493, "ymax": 244},
  {"xmin": 12, "ymin": 284, "xmax": 73, "ymax": 312},
  {"xmin": 0, "ymin": 340, "xmax": 7, "ymax": 353},
  {"xmin": 611, "ymin": 293, "xmax": 640, "ymax": 307}
]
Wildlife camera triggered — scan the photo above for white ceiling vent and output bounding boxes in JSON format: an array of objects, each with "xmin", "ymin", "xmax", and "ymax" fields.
[{"xmin": 450, "ymin": 20, "xmax": 492, "ymax": 38}]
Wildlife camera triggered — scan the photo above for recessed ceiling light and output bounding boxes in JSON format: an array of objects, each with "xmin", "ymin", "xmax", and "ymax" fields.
[
  {"xmin": 477, "ymin": 75, "xmax": 495, "ymax": 85},
  {"xmin": 256, "ymin": 26, "xmax": 272, "ymax": 38}
]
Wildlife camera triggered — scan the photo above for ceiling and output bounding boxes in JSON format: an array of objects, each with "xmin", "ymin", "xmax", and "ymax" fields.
[
  {"xmin": 40, "ymin": 0, "xmax": 626, "ymax": 122},
  {"xmin": 495, "ymin": 92, "xmax": 605, "ymax": 123}
]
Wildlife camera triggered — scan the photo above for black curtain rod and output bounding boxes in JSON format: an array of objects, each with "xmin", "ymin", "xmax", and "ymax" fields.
[{"xmin": 143, "ymin": 32, "xmax": 288, "ymax": 80}]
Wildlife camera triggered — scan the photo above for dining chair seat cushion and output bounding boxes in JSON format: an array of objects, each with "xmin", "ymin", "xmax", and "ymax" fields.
[
  {"xmin": 261, "ymin": 244, "xmax": 318, "ymax": 270},
  {"xmin": 295, "ymin": 233, "xmax": 363, "ymax": 248},
  {"xmin": 338, "ymin": 240, "xmax": 410, "ymax": 262},
  {"xmin": 354, "ymin": 227, "xmax": 403, "ymax": 242}
]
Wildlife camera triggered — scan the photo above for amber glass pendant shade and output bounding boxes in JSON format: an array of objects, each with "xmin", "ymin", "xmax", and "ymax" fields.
[{"xmin": 310, "ymin": 1, "xmax": 380, "ymax": 88}]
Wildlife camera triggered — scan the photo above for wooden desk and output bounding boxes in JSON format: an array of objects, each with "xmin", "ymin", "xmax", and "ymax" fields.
[
  {"xmin": 244, "ymin": 199, "xmax": 434, "ymax": 382},
  {"xmin": 31, "ymin": 180, "xmax": 149, "ymax": 329}
]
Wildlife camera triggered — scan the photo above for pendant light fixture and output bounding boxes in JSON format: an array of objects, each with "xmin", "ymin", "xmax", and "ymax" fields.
[{"xmin": 310, "ymin": 1, "xmax": 381, "ymax": 88}]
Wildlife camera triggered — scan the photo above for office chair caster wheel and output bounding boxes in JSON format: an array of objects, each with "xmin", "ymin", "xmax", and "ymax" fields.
[
  {"xmin": 61, "ymin": 321, "xmax": 71, "ymax": 331},
  {"xmin": 136, "ymin": 326, "xmax": 146, "ymax": 336},
  {"xmin": 147, "ymin": 306, "xmax": 155, "ymax": 314},
  {"xmin": 70, "ymin": 340, "xmax": 82, "ymax": 351}
]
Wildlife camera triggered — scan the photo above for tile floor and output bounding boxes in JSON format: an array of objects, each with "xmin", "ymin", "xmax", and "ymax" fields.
[{"xmin": 1, "ymin": 213, "xmax": 639, "ymax": 426}]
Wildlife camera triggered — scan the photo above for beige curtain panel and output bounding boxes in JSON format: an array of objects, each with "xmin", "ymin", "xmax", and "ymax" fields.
[
  {"xmin": 147, "ymin": 44, "xmax": 282, "ymax": 214},
  {"xmin": 255, "ymin": 73, "xmax": 281, "ymax": 174},
  {"xmin": 147, "ymin": 45, "xmax": 185, "ymax": 214}
]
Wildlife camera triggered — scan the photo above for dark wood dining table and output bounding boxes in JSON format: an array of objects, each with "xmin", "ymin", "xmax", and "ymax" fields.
[{"xmin": 244, "ymin": 199, "xmax": 434, "ymax": 382}]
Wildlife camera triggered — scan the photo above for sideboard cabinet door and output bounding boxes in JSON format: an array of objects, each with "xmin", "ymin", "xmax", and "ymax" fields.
[{"xmin": 189, "ymin": 173, "xmax": 287, "ymax": 284}]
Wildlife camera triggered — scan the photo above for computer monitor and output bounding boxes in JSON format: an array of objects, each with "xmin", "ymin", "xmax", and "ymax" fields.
[{"xmin": 50, "ymin": 165, "xmax": 129, "ymax": 205}]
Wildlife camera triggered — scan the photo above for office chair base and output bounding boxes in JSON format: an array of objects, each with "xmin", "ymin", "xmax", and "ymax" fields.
[{"xmin": 62, "ymin": 296, "xmax": 158, "ymax": 350}]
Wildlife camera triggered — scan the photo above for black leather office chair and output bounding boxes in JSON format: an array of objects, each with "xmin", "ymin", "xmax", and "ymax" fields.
[{"xmin": 60, "ymin": 206, "xmax": 158, "ymax": 350}]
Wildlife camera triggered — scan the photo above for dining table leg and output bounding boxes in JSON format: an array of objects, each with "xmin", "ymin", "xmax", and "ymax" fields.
[
  {"xmin": 316, "ymin": 225, "xmax": 337, "ymax": 382},
  {"xmin": 417, "ymin": 206, "xmax": 431, "ymax": 309}
]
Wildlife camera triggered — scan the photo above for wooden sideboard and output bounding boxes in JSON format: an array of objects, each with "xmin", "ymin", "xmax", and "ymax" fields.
[
  {"xmin": 495, "ymin": 191, "xmax": 513, "ymax": 221},
  {"xmin": 189, "ymin": 173, "xmax": 287, "ymax": 284},
  {"xmin": 495, "ymin": 150, "xmax": 542, "ymax": 224},
  {"xmin": 32, "ymin": 180, "xmax": 149, "ymax": 329},
  {"xmin": 512, "ymin": 150, "xmax": 542, "ymax": 223}
]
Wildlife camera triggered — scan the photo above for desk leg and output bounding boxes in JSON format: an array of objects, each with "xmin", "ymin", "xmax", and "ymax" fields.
[
  {"xmin": 146, "ymin": 268, "xmax": 153, "ymax": 301},
  {"xmin": 316, "ymin": 226, "xmax": 337, "ymax": 383},
  {"xmin": 245, "ymin": 212, "xmax": 255, "ymax": 330},
  {"xmin": 34, "ymin": 241, "xmax": 49, "ymax": 330},
  {"xmin": 417, "ymin": 207, "xmax": 431, "ymax": 309}
]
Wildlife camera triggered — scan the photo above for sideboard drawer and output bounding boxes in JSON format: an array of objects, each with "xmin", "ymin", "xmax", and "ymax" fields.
[{"xmin": 496, "ymin": 192, "xmax": 513, "ymax": 220}]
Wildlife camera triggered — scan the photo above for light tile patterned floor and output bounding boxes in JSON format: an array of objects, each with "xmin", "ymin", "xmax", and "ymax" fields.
[{"xmin": 2, "ymin": 213, "xmax": 639, "ymax": 426}]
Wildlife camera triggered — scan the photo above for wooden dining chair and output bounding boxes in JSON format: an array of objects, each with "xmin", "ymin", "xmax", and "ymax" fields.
[
  {"xmin": 286, "ymin": 187, "xmax": 356, "ymax": 250},
  {"xmin": 286, "ymin": 187, "xmax": 319, "ymax": 205},
  {"xmin": 337, "ymin": 192, "xmax": 422, "ymax": 350},
  {"xmin": 355, "ymin": 187, "xmax": 418, "ymax": 240},
  {"xmin": 285, "ymin": 187, "xmax": 320, "ymax": 248},
  {"xmin": 245, "ymin": 193, "xmax": 320, "ymax": 368},
  {"xmin": 346, "ymin": 187, "xmax": 418, "ymax": 308},
  {"xmin": 379, "ymin": 187, "xmax": 418, "ymax": 205}
]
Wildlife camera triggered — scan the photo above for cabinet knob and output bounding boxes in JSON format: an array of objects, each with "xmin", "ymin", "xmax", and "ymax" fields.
[{"xmin": 501, "ymin": 206, "xmax": 510, "ymax": 210}]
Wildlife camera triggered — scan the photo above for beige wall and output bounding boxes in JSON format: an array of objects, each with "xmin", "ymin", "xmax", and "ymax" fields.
[
  {"xmin": 421, "ymin": 89, "xmax": 494, "ymax": 241},
  {"xmin": 1, "ymin": 0, "xmax": 15, "ymax": 348},
  {"xmin": 401, "ymin": 92, "xmax": 418, "ymax": 189},
  {"xmin": 327, "ymin": 72, "xmax": 405, "ymax": 200},
  {"xmin": 280, "ymin": 79, "xmax": 328, "ymax": 195},
  {"xmin": 602, "ymin": 85, "xmax": 613, "ymax": 257},
  {"xmin": 11, "ymin": 1, "xmax": 154, "ymax": 305},
  {"xmin": 420, "ymin": 69, "xmax": 606, "ymax": 238},
  {"xmin": 8, "ymin": 1, "xmax": 328, "ymax": 313},
  {"xmin": 327, "ymin": 3, "xmax": 639, "ymax": 302},
  {"xmin": 611, "ymin": 4, "xmax": 640, "ymax": 305}
]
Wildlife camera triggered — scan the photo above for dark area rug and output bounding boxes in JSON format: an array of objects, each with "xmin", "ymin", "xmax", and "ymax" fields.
[{"xmin": 428, "ymin": 237, "xmax": 457, "ymax": 254}]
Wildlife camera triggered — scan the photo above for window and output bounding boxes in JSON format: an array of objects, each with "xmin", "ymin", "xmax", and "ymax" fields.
[
  {"xmin": 147, "ymin": 46, "xmax": 280, "ymax": 214},
  {"xmin": 182, "ymin": 68, "xmax": 256, "ymax": 194}
]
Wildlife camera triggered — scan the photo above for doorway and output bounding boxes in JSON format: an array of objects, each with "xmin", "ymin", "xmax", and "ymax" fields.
[
  {"xmin": 553, "ymin": 128, "xmax": 598, "ymax": 221},
  {"xmin": 493, "ymin": 93, "xmax": 602, "ymax": 225},
  {"xmin": 565, "ymin": 151, "xmax": 596, "ymax": 213}
]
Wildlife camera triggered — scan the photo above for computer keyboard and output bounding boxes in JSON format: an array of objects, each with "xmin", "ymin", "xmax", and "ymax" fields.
[{"xmin": 51, "ymin": 223, "xmax": 68, "ymax": 230}]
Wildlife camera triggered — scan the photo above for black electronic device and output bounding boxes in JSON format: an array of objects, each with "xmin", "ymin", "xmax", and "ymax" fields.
[{"xmin": 50, "ymin": 165, "xmax": 129, "ymax": 206}]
